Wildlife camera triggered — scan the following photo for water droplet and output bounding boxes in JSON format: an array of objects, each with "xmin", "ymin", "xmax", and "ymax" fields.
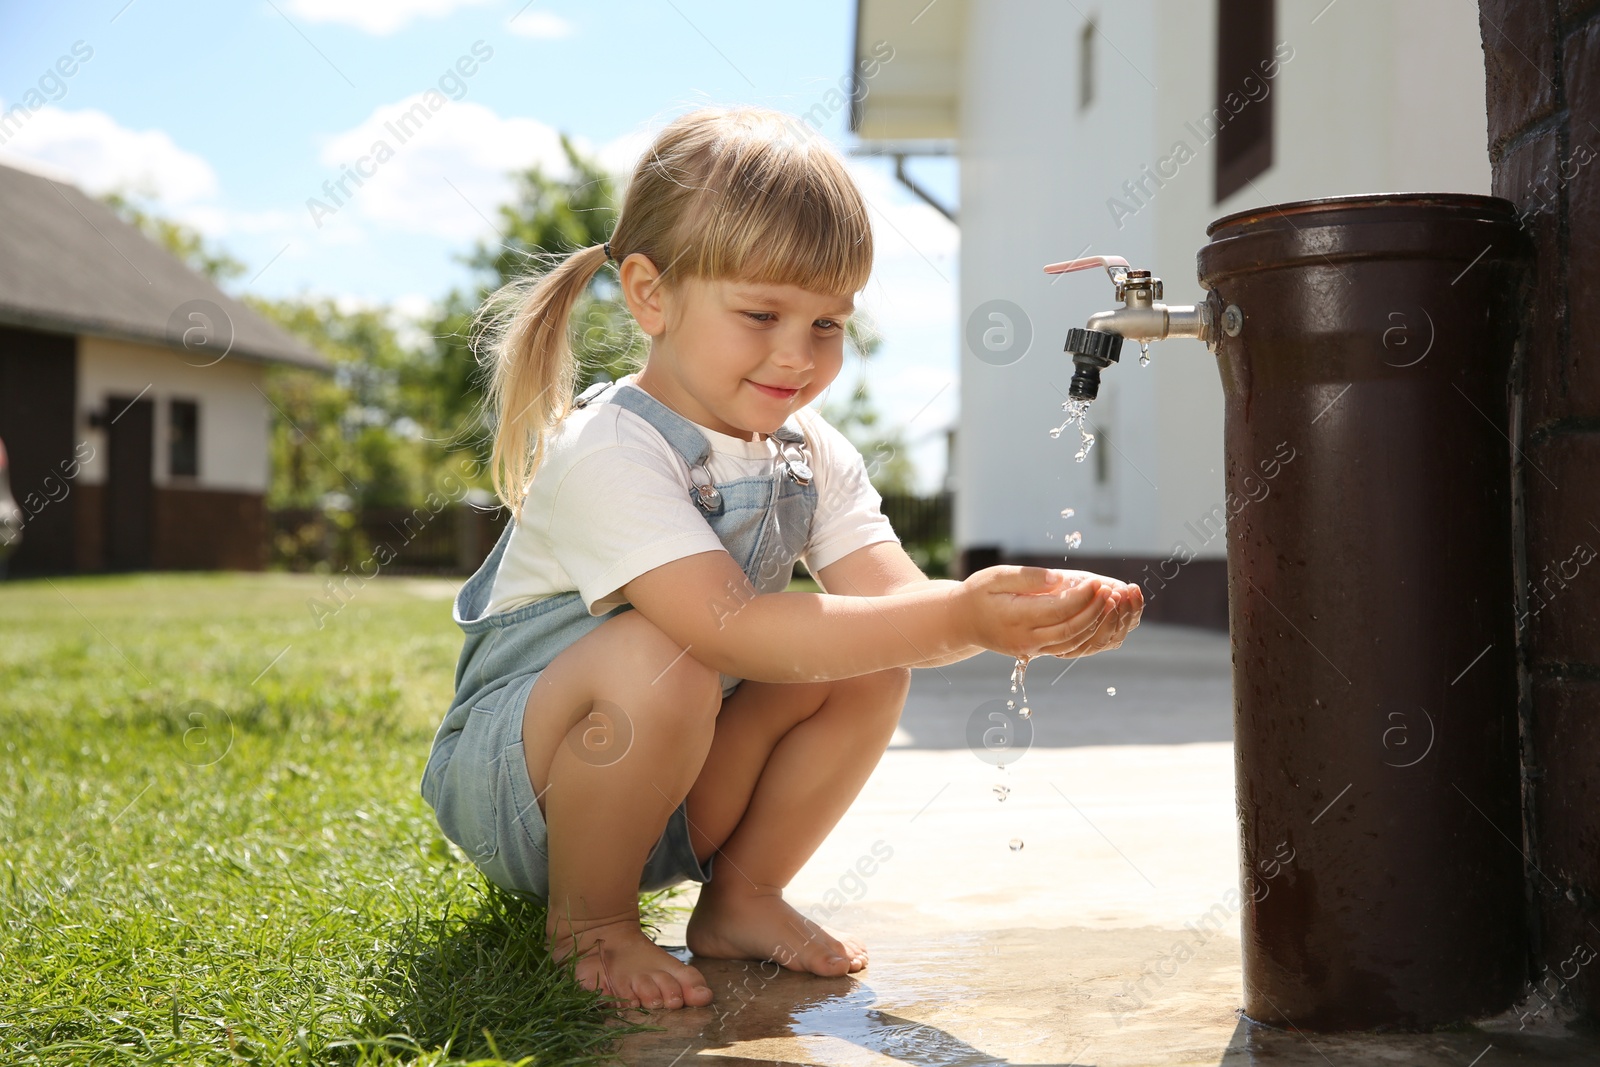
[
  {"xmin": 1139, "ymin": 341, "xmax": 1150, "ymax": 366},
  {"xmin": 1009, "ymin": 838, "xmax": 1024, "ymax": 852},
  {"xmin": 1064, "ymin": 531, "xmax": 1083, "ymax": 550},
  {"xmin": 1048, "ymin": 426, "xmax": 1065, "ymax": 439},
  {"xmin": 1017, "ymin": 706, "xmax": 1031, "ymax": 719},
  {"xmin": 993, "ymin": 784, "xmax": 1010, "ymax": 802},
  {"xmin": 1005, "ymin": 698, "xmax": 1015, "ymax": 709},
  {"xmin": 1060, "ymin": 508, "xmax": 1075, "ymax": 518},
  {"xmin": 1106, "ymin": 686, "xmax": 1117, "ymax": 696}
]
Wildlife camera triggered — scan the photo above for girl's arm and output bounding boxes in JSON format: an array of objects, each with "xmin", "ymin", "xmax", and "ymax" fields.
[
  {"xmin": 618, "ymin": 543, "xmax": 1107, "ymax": 683},
  {"xmin": 808, "ymin": 542, "xmax": 988, "ymax": 668},
  {"xmin": 808, "ymin": 541, "xmax": 1139, "ymax": 666}
]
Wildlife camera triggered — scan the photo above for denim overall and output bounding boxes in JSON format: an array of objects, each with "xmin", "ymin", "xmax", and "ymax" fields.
[{"xmin": 421, "ymin": 378, "xmax": 819, "ymax": 897}]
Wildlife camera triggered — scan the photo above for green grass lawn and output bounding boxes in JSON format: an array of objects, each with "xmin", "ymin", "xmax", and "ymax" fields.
[{"xmin": 0, "ymin": 572, "xmax": 663, "ymax": 1066}]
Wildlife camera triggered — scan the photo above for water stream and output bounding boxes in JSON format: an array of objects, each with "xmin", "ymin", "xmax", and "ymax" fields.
[
  {"xmin": 1047, "ymin": 397, "xmax": 1097, "ymax": 462},
  {"xmin": 996, "ymin": 397, "xmax": 1105, "ymax": 850},
  {"xmin": 1006, "ymin": 656, "xmax": 1031, "ymax": 720}
]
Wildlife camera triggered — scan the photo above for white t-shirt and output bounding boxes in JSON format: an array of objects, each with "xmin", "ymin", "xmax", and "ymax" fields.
[{"xmin": 484, "ymin": 375, "xmax": 901, "ymax": 617}]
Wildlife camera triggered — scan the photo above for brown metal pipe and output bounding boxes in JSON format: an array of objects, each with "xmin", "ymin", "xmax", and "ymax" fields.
[{"xmin": 1196, "ymin": 193, "xmax": 1533, "ymax": 1029}]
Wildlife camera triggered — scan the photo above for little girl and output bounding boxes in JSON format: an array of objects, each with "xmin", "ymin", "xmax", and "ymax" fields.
[{"xmin": 421, "ymin": 106, "xmax": 1143, "ymax": 1012}]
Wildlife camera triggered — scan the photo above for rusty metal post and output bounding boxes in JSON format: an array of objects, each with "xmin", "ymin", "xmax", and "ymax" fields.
[{"xmin": 1196, "ymin": 193, "xmax": 1534, "ymax": 1029}]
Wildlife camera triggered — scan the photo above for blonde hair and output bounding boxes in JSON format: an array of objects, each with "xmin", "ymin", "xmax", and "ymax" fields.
[{"xmin": 475, "ymin": 106, "xmax": 875, "ymax": 517}]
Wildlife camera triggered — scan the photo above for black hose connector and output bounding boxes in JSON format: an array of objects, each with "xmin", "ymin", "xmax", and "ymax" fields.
[{"xmin": 1064, "ymin": 327, "xmax": 1123, "ymax": 401}]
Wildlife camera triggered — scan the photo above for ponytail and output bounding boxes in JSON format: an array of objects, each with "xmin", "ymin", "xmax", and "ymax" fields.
[{"xmin": 478, "ymin": 242, "xmax": 611, "ymax": 518}]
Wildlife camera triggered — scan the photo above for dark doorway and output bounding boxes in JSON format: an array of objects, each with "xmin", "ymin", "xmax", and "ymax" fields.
[
  {"xmin": 0, "ymin": 325, "xmax": 78, "ymax": 575},
  {"xmin": 105, "ymin": 394, "xmax": 153, "ymax": 570}
]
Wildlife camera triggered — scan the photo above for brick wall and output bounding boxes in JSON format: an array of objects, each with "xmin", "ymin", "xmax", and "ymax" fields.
[{"xmin": 1480, "ymin": 0, "xmax": 1600, "ymax": 1017}]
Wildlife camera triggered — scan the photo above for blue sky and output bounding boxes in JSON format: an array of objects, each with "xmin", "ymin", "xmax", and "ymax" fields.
[{"xmin": 0, "ymin": 0, "xmax": 959, "ymax": 490}]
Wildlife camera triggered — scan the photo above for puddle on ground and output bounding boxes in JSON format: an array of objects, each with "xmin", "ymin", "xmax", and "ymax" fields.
[
  {"xmin": 616, "ymin": 927, "xmax": 1600, "ymax": 1066},
  {"xmin": 621, "ymin": 926, "xmax": 1227, "ymax": 1066}
]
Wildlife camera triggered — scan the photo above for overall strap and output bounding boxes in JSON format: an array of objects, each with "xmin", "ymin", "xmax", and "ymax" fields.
[
  {"xmin": 574, "ymin": 378, "xmax": 812, "ymax": 487},
  {"xmin": 589, "ymin": 381, "xmax": 713, "ymax": 468}
]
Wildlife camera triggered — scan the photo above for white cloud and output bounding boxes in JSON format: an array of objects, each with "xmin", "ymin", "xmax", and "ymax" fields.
[
  {"xmin": 311, "ymin": 96, "xmax": 578, "ymax": 238},
  {"xmin": 392, "ymin": 290, "xmax": 442, "ymax": 321},
  {"xmin": 595, "ymin": 125, "xmax": 656, "ymax": 178},
  {"xmin": 0, "ymin": 103, "xmax": 314, "ymax": 252},
  {"xmin": 506, "ymin": 9, "xmax": 574, "ymax": 39},
  {"xmin": 0, "ymin": 103, "xmax": 219, "ymax": 205},
  {"xmin": 391, "ymin": 291, "xmax": 444, "ymax": 348},
  {"xmin": 282, "ymin": 0, "xmax": 494, "ymax": 35},
  {"xmin": 180, "ymin": 204, "xmax": 300, "ymax": 238}
]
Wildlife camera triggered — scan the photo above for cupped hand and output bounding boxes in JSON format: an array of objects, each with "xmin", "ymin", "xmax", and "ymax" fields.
[
  {"xmin": 960, "ymin": 565, "xmax": 1106, "ymax": 658},
  {"xmin": 1036, "ymin": 575, "xmax": 1143, "ymax": 658}
]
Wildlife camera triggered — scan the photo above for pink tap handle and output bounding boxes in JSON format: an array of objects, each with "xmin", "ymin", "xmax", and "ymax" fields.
[{"xmin": 1042, "ymin": 254, "xmax": 1129, "ymax": 276}]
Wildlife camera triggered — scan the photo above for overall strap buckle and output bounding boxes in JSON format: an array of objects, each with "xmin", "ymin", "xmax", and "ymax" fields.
[
  {"xmin": 770, "ymin": 425, "xmax": 812, "ymax": 485},
  {"xmin": 690, "ymin": 462, "xmax": 723, "ymax": 513}
]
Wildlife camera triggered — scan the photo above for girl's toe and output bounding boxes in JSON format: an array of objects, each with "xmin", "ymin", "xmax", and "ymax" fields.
[
  {"xmin": 655, "ymin": 974, "xmax": 684, "ymax": 1008},
  {"xmin": 633, "ymin": 974, "xmax": 667, "ymax": 1010},
  {"xmin": 675, "ymin": 966, "xmax": 715, "ymax": 1006}
]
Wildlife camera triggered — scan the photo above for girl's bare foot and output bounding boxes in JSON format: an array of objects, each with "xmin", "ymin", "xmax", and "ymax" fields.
[
  {"xmin": 550, "ymin": 917, "xmax": 714, "ymax": 1010},
  {"xmin": 685, "ymin": 883, "xmax": 868, "ymax": 977}
]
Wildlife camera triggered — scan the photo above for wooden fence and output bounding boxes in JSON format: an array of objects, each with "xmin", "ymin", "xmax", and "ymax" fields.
[
  {"xmin": 267, "ymin": 505, "xmax": 507, "ymax": 576},
  {"xmin": 268, "ymin": 491, "xmax": 952, "ymax": 577}
]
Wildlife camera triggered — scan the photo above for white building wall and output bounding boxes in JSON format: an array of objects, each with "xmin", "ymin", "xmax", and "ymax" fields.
[
  {"xmin": 956, "ymin": 0, "xmax": 1489, "ymax": 565},
  {"xmin": 1388, "ymin": 1, "xmax": 1493, "ymax": 195},
  {"xmin": 76, "ymin": 335, "xmax": 271, "ymax": 493},
  {"xmin": 956, "ymin": 0, "xmax": 1160, "ymax": 559}
]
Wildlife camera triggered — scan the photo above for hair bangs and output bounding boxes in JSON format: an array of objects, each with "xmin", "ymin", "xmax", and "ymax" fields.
[{"xmin": 675, "ymin": 129, "xmax": 873, "ymax": 297}]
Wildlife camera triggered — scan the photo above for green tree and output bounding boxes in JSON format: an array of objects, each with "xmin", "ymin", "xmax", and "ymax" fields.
[
  {"xmin": 423, "ymin": 136, "xmax": 647, "ymax": 461},
  {"xmin": 102, "ymin": 191, "xmax": 246, "ymax": 283},
  {"xmin": 246, "ymin": 296, "xmax": 450, "ymax": 509}
]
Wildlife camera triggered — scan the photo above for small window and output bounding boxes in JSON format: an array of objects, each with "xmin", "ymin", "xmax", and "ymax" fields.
[
  {"xmin": 1215, "ymin": 0, "xmax": 1276, "ymax": 201},
  {"xmin": 169, "ymin": 399, "xmax": 199, "ymax": 478},
  {"xmin": 1080, "ymin": 20, "xmax": 1096, "ymax": 110}
]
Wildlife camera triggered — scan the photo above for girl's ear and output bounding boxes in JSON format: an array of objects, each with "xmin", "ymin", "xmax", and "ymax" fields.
[{"xmin": 619, "ymin": 253, "xmax": 669, "ymax": 335}]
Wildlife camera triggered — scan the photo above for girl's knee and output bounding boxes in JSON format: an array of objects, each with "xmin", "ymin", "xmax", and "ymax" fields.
[
  {"xmin": 839, "ymin": 666, "xmax": 911, "ymax": 716},
  {"xmin": 860, "ymin": 666, "xmax": 912, "ymax": 697},
  {"xmin": 649, "ymin": 654, "xmax": 723, "ymax": 724},
  {"xmin": 608, "ymin": 610, "xmax": 722, "ymax": 724}
]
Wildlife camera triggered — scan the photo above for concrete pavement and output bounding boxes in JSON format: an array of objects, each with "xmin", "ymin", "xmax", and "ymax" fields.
[{"xmin": 617, "ymin": 625, "xmax": 1600, "ymax": 1065}]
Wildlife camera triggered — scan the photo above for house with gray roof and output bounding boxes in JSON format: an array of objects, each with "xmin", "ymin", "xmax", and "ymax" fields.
[{"xmin": 0, "ymin": 160, "xmax": 327, "ymax": 575}]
